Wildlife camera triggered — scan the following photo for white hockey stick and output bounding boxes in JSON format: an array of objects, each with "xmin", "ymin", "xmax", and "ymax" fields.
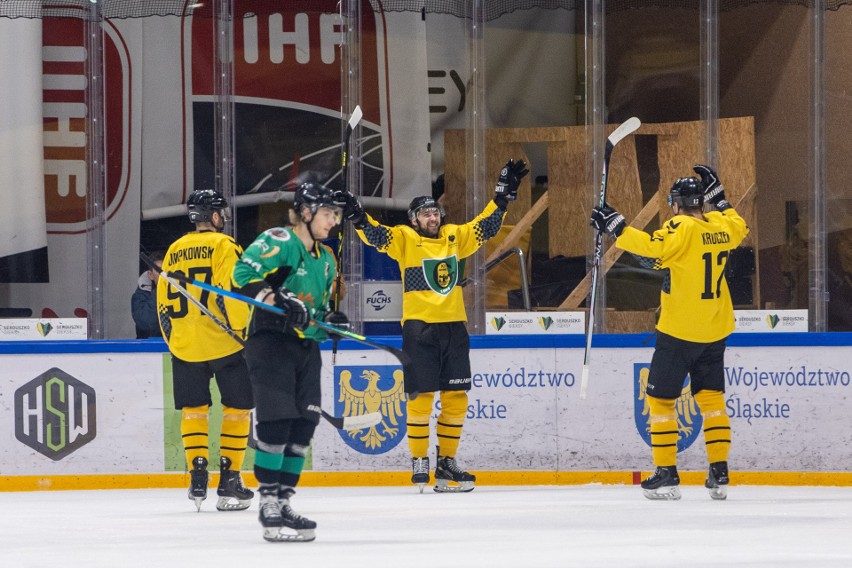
[{"xmin": 580, "ymin": 117, "xmax": 641, "ymax": 400}]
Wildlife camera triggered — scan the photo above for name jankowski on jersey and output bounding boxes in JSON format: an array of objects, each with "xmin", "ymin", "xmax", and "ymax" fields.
[
  {"xmin": 168, "ymin": 245, "xmax": 215, "ymax": 264},
  {"xmin": 701, "ymin": 231, "xmax": 731, "ymax": 245}
]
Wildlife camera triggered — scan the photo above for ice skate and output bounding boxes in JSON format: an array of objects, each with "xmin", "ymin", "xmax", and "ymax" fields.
[
  {"xmin": 434, "ymin": 452, "xmax": 475, "ymax": 493},
  {"xmin": 705, "ymin": 461, "xmax": 729, "ymax": 501},
  {"xmin": 187, "ymin": 456, "xmax": 208, "ymax": 511},
  {"xmin": 260, "ymin": 488, "xmax": 316, "ymax": 543},
  {"xmin": 411, "ymin": 457, "xmax": 430, "ymax": 494},
  {"xmin": 216, "ymin": 456, "xmax": 254, "ymax": 511},
  {"xmin": 641, "ymin": 465, "xmax": 681, "ymax": 501},
  {"xmin": 258, "ymin": 488, "xmax": 285, "ymax": 542}
]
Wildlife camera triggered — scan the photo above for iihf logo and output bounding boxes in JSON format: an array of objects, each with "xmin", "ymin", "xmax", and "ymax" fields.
[
  {"xmin": 335, "ymin": 366, "xmax": 406, "ymax": 454},
  {"xmin": 633, "ymin": 363, "xmax": 702, "ymax": 452}
]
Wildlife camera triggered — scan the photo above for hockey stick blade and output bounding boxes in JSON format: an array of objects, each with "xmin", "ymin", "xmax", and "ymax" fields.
[
  {"xmin": 341, "ymin": 105, "xmax": 363, "ymax": 169},
  {"xmin": 580, "ymin": 365, "xmax": 590, "ymax": 400},
  {"xmin": 321, "ymin": 409, "xmax": 382, "ymax": 431},
  {"xmin": 347, "ymin": 105, "xmax": 363, "ymax": 131},
  {"xmin": 606, "ymin": 116, "xmax": 641, "ymax": 148},
  {"xmin": 165, "ymin": 271, "xmax": 411, "ymax": 366}
]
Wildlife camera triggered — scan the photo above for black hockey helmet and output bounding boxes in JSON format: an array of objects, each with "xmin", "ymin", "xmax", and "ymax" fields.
[
  {"xmin": 294, "ymin": 182, "xmax": 340, "ymax": 214},
  {"xmin": 407, "ymin": 195, "xmax": 445, "ymax": 223},
  {"xmin": 668, "ymin": 177, "xmax": 704, "ymax": 209},
  {"xmin": 187, "ymin": 189, "xmax": 228, "ymax": 223}
]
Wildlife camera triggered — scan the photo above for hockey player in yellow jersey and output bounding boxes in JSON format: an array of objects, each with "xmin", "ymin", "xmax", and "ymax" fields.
[
  {"xmin": 336, "ymin": 159, "xmax": 529, "ymax": 493},
  {"xmin": 590, "ymin": 164, "xmax": 749, "ymax": 501},
  {"xmin": 157, "ymin": 189, "xmax": 254, "ymax": 512}
]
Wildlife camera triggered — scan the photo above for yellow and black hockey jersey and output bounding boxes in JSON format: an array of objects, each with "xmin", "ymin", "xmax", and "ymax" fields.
[
  {"xmin": 157, "ymin": 230, "xmax": 248, "ymax": 362},
  {"xmin": 615, "ymin": 208, "xmax": 749, "ymax": 343},
  {"xmin": 356, "ymin": 200, "xmax": 506, "ymax": 324}
]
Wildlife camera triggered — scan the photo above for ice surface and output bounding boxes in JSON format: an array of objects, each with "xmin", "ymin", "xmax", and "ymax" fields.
[{"xmin": 2, "ymin": 484, "xmax": 851, "ymax": 567}]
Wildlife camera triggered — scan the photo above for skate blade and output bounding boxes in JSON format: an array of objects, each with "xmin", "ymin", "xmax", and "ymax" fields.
[
  {"xmin": 189, "ymin": 495, "xmax": 206, "ymax": 512},
  {"xmin": 642, "ymin": 486, "xmax": 681, "ymax": 501},
  {"xmin": 263, "ymin": 527, "xmax": 316, "ymax": 543},
  {"xmin": 216, "ymin": 496, "xmax": 252, "ymax": 511},
  {"xmin": 433, "ymin": 479, "xmax": 475, "ymax": 493},
  {"xmin": 417, "ymin": 483, "xmax": 425, "ymax": 494},
  {"xmin": 708, "ymin": 485, "xmax": 728, "ymax": 500}
]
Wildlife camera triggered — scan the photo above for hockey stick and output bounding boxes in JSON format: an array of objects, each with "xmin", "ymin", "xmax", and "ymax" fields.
[
  {"xmin": 332, "ymin": 105, "xmax": 363, "ymax": 364},
  {"xmin": 164, "ymin": 270, "xmax": 411, "ymax": 366},
  {"xmin": 141, "ymin": 252, "xmax": 245, "ymax": 345},
  {"xmin": 143, "ymin": 254, "xmax": 381, "ymax": 431},
  {"xmin": 580, "ymin": 116, "xmax": 641, "ymax": 400}
]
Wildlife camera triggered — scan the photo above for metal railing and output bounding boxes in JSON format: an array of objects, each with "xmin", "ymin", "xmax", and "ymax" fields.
[{"xmin": 460, "ymin": 246, "xmax": 531, "ymax": 310}]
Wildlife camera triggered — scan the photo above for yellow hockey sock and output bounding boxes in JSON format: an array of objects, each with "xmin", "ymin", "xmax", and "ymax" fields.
[
  {"xmin": 181, "ymin": 405, "xmax": 209, "ymax": 469},
  {"xmin": 406, "ymin": 392, "xmax": 433, "ymax": 459},
  {"xmin": 694, "ymin": 389, "xmax": 731, "ymax": 464},
  {"xmin": 220, "ymin": 407, "xmax": 251, "ymax": 470},
  {"xmin": 437, "ymin": 391, "xmax": 468, "ymax": 458},
  {"xmin": 647, "ymin": 396, "xmax": 678, "ymax": 467}
]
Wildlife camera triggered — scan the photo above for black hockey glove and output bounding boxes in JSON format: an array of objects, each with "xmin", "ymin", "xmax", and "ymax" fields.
[
  {"xmin": 590, "ymin": 203, "xmax": 626, "ymax": 237},
  {"xmin": 334, "ymin": 190, "xmax": 367, "ymax": 228},
  {"xmin": 493, "ymin": 159, "xmax": 529, "ymax": 209},
  {"xmin": 693, "ymin": 164, "xmax": 731, "ymax": 211},
  {"xmin": 323, "ymin": 310, "xmax": 350, "ymax": 339},
  {"xmin": 274, "ymin": 288, "xmax": 310, "ymax": 331}
]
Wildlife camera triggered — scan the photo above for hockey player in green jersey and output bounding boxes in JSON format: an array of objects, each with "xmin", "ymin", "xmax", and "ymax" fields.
[
  {"xmin": 335, "ymin": 159, "xmax": 529, "ymax": 493},
  {"xmin": 157, "ymin": 189, "xmax": 254, "ymax": 513},
  {"xmin": 590, "ymin": 164, "xmax": 749, "ymax": 501},
  {"xmin": 232, "ymin": 182, "xmax": 348, "ymax": 542}
]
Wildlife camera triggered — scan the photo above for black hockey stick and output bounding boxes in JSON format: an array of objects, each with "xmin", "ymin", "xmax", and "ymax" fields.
[
  {"xmin": 164, "ymin": 270, "xmax": 411, "ymax": 367},
  {"xmin": 332, "ymin": 105, "xmax": 363, "ymax": 363},
  {"xmin": 140, "ymin": 252, "xmax": 245, "ymax": 344},
  {"xmin": 581, "ymin": 116, "xmax": 641, "ymax": 399},
  {"xmin": 143, "ymin": 254, "xmax": 381, "ymax": 431}
]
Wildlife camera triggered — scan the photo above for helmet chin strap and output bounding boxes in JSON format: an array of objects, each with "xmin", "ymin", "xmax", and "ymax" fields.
[
  {"xmin": 302, "ymin": 209, "xmax": 319, "ymax": 241},
  {"xmin": 413, "ymin": 218, "xmax": 426, "ymax": 236}
]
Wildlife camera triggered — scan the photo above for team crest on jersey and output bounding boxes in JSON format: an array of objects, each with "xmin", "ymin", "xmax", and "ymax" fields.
[
  {"xmin": 335, "ymin": 366, "xmax": 406, "ymax": 454},
  {"xmin": 422, "ymin": 256, "xmax": 459, "ymax": 296},
  {"xmin": 267, "ymin": 228, "xmax": 291, "ymax": 241},
  {"xmin": 634, "ymin": 363, "xmax": 702, "ymax": 452}
]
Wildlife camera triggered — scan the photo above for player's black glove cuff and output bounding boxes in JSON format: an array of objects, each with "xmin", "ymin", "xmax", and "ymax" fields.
[{"xmin": 323, "ymin": 310, "xmax": 350, "ymax": 339}]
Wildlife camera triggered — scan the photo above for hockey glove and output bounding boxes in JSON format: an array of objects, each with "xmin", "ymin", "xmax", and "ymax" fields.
[
  {"xmin": 334, "ymin": 190, "xmax": 368, "ymax": 228},
  {"xmin": 274, "ymin": 288, "xmax": 310, "ymax": 331},
  {"xmin": 693, "ymin": 164, "xmax": 731, "ymax": 211},
  {"xmin": 493, "ymin": 159, "xmax": 529, "ymax": 209},
  {"xmin": 323, "ymin": 310, "xmax": 350, "ymax": 339},
  {"xmin": 590, "ymin": 204, "xmax": 626, "ymax": 237}
]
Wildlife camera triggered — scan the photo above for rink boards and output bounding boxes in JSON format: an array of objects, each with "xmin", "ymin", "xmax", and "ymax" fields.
[{"xmin": 1, "ymin": 332, "xmax": 851, "ymax": 490}]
